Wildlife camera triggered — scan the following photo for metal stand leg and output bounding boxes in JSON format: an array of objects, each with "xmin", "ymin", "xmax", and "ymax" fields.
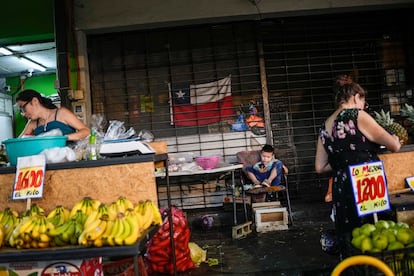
[
  {"xmin": 165, "ymin": 159, "xmax": 177, "ymax": 276},
  {"xmin": 232, "ymin": 170, "xmax": 237, "ymax": 225},
  {"xmin": 133, "ymin": 256, "xmax": 139, "ymax": 276},
  {"xmin": 240, "ymin": 177, "xmax": 248, "ymax": 222},
  {"xmin": 284, "ymin": 175, "xmax": 293, "ymax": 224}
]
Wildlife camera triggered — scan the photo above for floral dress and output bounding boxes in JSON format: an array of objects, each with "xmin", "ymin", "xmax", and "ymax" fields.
[{"xmin": 319, "ymin": 108, "xmax": 381, "ymax": 257}]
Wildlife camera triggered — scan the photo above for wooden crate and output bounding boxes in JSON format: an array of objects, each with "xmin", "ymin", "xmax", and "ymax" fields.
[
  {"xmin": 252, "ymin": 201, "xmax": 281, "ymax": 209},
  {"xmin": 253, "ymin": 206, "xmax": 288, "ymax": 233}
]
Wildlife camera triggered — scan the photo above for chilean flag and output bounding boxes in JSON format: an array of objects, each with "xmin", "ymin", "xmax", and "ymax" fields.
[{"xmin": 169, "ymin": 76, "xmax": 233, "ymax": 126}]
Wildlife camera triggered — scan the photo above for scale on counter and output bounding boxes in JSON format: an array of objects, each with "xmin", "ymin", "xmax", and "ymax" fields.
[{"xmin": 99, "ymin": 139, "xmax": 155, "ymax": 157}]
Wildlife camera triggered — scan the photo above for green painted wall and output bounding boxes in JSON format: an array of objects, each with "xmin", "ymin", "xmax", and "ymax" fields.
[
  {"xmin": 6, "ymin": 73, "xmax": 57, "ymax": 136},
  {"xmin": 0, "ymin": 0, "xmax": 54, "ymax": 45}
]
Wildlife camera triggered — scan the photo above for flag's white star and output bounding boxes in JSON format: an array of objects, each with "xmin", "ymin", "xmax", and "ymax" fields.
[{"xmin": 175, "ymin": 89, "xmax": 186, "ymax": 99}]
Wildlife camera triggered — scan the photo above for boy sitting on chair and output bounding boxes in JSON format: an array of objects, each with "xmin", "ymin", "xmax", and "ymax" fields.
[{"xmin": 246, "ymin": 144, "xmax": 287, "ymax": 188}]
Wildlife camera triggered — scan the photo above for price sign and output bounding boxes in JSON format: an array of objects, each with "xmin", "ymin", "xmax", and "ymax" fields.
[
  {"xmin": 348, "ymin": 161, "xmax": 390, "ymax": 217},
  {"xmin": 406, "ymin": 176, "xmax": 414, "ymax": 191},
  {"xmin": 12, "ymin": 155, "xmax": 46, "ymax": 200}
]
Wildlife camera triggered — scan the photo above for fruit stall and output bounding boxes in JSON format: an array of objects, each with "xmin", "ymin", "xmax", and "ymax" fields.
[
  {"xmin": 347, "ymin": 146, "xmax": 414, "ymax": 275},
  {"xmin": 0, "ymin": 153, "xmax": 165, "ymax": 213},
  {"xmin": 0, "ymin": 142, "xmax": 176, "ymax": 275},
  {"xmin": 379, "ymin": 147, "xmax": 414, "ymax": 226}
]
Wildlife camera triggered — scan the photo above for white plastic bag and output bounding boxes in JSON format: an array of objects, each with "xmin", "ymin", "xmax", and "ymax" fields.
[
  {"xmin": 40, "ymin": 147, "xmax": 76, "ymax": 163},
  {"xmin": 104, "ymin": 120, "xmax": 136, "ymax": 141},
  {"xmin": 36, "ymin": 129, "xmax": 63, "ymax": 137}
]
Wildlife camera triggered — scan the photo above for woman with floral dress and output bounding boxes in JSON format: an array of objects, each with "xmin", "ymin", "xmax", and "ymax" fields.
[{"xmin": 315, "ymin": 79, "xmax": 401, "ymax": 260}]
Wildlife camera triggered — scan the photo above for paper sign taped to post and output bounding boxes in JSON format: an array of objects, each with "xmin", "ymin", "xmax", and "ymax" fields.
[
  {"xmin": 349, "ymin": 160, "xmax": 390, "ymax": 217},
  {"xmin": 13, "ymin": 154, "xmax": 46, "ymax": 200}
]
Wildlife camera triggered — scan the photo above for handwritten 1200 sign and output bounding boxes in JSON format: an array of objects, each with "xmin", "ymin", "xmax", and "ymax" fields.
[{"xmin": 349, "ymin": 161, "xmax": 390, "ymax": 217}]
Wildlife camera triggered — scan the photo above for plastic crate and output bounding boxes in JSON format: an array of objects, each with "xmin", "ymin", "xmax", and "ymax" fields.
[{"xmin": 349, "ymin": 246, "xmax": 414, "ymax": 275}]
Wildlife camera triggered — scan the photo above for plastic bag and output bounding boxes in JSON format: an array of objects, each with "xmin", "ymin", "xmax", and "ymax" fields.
[
  {"xmin": 137, "ymin": 129, "xmax": 154, "ymax": 142},
  {"xmin": 36, "ymin": 128, "xmax": 63, "ymax": 137},
  {"xmin": 188, "ymin": 242, "xmax": 207, "ymax": 267},
  {"xmin": 231, "ymin": 113, "xmax": 249, "ymax": 131},
  {"xmin": 40, "ymin": 147, "xmax": 76, "ymax": 163},
  {"xmin": 104, "ymin": 120, "xmax": 136, "ymax": 141}
]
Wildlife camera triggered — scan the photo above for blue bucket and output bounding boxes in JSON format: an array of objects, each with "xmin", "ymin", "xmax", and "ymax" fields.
[{"xmin": 3, "ymin": 136, "xmax": 68, "ymax": 166}]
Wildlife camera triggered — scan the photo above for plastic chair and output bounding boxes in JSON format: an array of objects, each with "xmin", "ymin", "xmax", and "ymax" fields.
[{"xmin": 236, "ymin": 150, "xmax": 293, "ymax": 224}]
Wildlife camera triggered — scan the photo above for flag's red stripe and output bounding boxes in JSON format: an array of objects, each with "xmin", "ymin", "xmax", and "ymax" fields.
[{"xmin": 173, "ymin": 96, "xmax": 233, "ymax": 126}]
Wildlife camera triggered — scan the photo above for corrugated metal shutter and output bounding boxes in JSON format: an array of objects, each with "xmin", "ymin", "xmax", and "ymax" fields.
[{"xmin": 87, "ymin": 8, "xmax": 413, "ymax": 199}]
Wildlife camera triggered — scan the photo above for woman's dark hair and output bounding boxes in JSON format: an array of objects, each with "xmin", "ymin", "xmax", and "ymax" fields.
[
  {"xmin": 333, "ymin": 75, "xmax": 367, "ymax": 107},
  {"xmin": 261, "ymin": 144, "xmax": 274, "ymax": 153},
  {"xmin": 16, "ymin": 89, "xmax": 57, "ymax": 109}
]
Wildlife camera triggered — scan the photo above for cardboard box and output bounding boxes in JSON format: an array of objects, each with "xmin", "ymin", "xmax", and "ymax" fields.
[{"xmin": 0, "ymin": 258, "xmax": 102, "ymax": 276}]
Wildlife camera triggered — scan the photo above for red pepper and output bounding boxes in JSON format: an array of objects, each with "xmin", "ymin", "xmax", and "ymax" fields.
[
  {"xmin": 159, "ymin": 228, "xmax": 172, "ymax": 240},
  {"xmin": 175, "ymin": 255, "xmax": 194, "ymax": 272},
  {"xmin": 175, "ymin": 227, "xmax": 191, "ymax": 246},
  {"xmin": 174, "ymin": 248, "xmax": 189, "ymax": 260},
  {"xmin": 148, "ymin": 248, "xmax": 170, "ymax": 260},
  {"xmin": 153, "ymin": 241, "xmax": 171, "ymax": 251},
  {"xmin": 162, "ymin": 221, "xmax": 170, "ymax": 232}
]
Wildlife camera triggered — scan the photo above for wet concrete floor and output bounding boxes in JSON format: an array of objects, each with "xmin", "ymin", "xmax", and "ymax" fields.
[{"xmin": 182, "ymin": 197, "xmax": 340, "ymax": 275}]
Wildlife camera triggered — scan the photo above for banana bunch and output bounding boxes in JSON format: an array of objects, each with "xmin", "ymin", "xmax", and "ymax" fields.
[
  {"xmin": 71, "ymin": 209, "xmax": 88, "ymax": 227},
  {"xmin": 8, "ymin": 214, "xmax": 54, "ymax": 249},
  {"xmin": 134, "ymin": 200, "xmax": 163, "ymax": 232},
  {"xmin": 100, "ymin": 212, "xmax": 141, "ymax": 246},
  {"xmin": 149, "ymin": 201, "xmax": 163, "ymax": 226},
  {"xmin": 78, "ymin": 214, "xmax": 110, "ymax": 247},
  {"xmin": 78, "ymin": 198, "xmax": 142, "ymax": 247},
  {"xmin": 0, "ymin": 225, "xmax": 4, "ymax": 248},
  {"xmin": 115, "ymin": 210, "xmax": 141, "ymax": 245},
  {"xmin": 22, "ymin": 204, "xmax": 45, "ymax": 217},
  {"xmin": 83, "ymin": 203, "xmax": 111, "ymax": 228},
  {"xmin": 0, "ymin": 208, "xmax": 19, "ymax": 240},
  {"xmin": 107, "ymin": 196, "xmax": 135, "ymax": 217},
  {"xmin": 70, "ymin": 196, "xmax": 101, "ymax": 218},
  {"xmin": 116, "ymin": 196, "xmax": 135, "ymax": 213},
  {"xmin": 49, "ymin": 218, "xmax": 83, "ymax": 246},
  {"xmin": 47, "ymin": 205, "xmax": 70, "ymax": 227}
]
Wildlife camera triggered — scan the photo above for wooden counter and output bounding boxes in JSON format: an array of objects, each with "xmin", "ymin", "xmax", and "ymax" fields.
[
  {"xmin": 0, "ymin": 153, "xmax": 167, "ymax": 213},
  {"xmin": 379, "ymin": 145, "xmax": 414, "ymax": 193}
]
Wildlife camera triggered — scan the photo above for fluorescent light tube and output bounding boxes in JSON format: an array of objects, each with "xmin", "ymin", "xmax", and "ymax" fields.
[
  {"xmin": 0, "ymin": 47, "xmax": 13, "ymax": 55},
  {"xmin": 19, "ymin": 57, "xmax": 47, "ymax": 72}
]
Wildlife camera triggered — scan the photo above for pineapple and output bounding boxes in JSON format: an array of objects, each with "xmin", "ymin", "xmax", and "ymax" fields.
[
  {"xmin": 401, "ymin": 103, "xmax": 414, "ymax": 124},
  {"xmin": 373, "ymin": 109, "xmax": 408, "ymax": 145}
]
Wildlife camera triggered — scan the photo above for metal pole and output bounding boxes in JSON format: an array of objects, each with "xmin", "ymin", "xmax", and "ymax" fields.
[
  {"xmin": 257, "ymin": 40, "xmax": 273, "ymax": 146},
  {"xmin": 232, "ymin": 170, "xmax": 237, "ymax": 225}
]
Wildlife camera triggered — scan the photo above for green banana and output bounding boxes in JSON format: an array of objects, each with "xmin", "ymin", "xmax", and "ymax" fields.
[
  {"xmin": 48, "ymin": 220, "xmax": 72, "ymax": 237},
  {"xmin": 60, "ymin": 220, "xmax": 76, "ymax": 243}
]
